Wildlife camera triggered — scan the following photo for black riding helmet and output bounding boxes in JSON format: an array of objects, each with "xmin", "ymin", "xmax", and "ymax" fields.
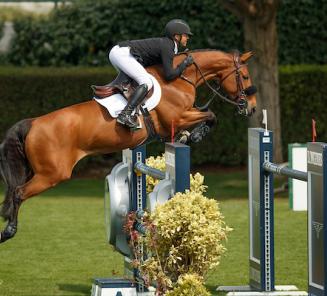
[{"xmin": 165, "ymin": 19, "xmax": 193, "ymax": 39}]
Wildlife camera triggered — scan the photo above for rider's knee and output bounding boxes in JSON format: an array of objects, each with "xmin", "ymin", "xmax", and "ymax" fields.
[{"xmin": 139, "ymin": 77, "xmax": 153, "ymax": 92}]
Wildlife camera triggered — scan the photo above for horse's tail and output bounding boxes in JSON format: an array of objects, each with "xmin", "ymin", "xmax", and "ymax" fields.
[{"xmin": 0, "ymin": 119, "xmax": 33, "ymax": 221}]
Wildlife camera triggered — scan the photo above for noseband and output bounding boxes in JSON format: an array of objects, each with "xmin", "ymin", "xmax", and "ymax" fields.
[{"xmin": 182, "ymin": 52, "xmax": 257, "ymax": 115}]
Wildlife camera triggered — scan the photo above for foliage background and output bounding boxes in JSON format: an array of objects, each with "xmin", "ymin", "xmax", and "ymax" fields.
[
  {"xmin": 277, "ymin": 0, "xmax": 327, "ymax": 65},
  {"xmin": 4, "ymin": 0, "xmax": 327, "ymax": 66}
]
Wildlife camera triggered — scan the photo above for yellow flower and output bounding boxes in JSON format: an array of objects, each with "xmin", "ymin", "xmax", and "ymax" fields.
[{"xmin": 145, "ymin": 155, "xmax": 208, "ymax": 194}]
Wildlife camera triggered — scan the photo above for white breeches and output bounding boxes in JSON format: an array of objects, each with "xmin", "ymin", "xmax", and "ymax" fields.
[{"xmin": 109, "ymin": 45, "xmax": 153, "ymax": 90}]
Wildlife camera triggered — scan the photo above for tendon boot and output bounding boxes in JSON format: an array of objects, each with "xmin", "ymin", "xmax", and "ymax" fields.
[{"xmin": 117, "ymin": 84, "xmax": 148, "ymax": 129}]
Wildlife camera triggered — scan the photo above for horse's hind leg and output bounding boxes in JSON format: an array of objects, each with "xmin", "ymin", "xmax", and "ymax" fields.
[
  {"xmin": 0, "ymin": 172, "xmax": 69, "ymax": 243},
  {"xmin": 0, "ymin": 188, "xmax": 22, "ymax": 243}
]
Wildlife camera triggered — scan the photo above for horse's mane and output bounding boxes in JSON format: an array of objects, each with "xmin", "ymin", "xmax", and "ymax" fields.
[
  {"xmin": 177, "ymin": 48, "xmax": 239, "ymax": 56},
  {"xmin": 149, "ymin": 48, "xmax": 238, "ymax": 76}
]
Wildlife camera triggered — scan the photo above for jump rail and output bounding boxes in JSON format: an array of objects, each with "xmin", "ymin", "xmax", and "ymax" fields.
[
  {"xmin": 262, "ymin": 161, "xmax": 308, "ymax": 182},
  {"xmin": 134, "ymin": 162, "xmax": 166, "ymax": 180}
]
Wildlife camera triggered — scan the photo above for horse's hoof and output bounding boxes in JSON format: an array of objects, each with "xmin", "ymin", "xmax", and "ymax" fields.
[
  {"xmin": 0, "ymin": 232, "xmax": 6, "ymax": 244},
  {"xmin": 0, "ymin": 223, "xmax": 17, "ymax": 243},
  {"xmin": 190, "ymin": 124, "xmax": 210, "ymax": 143},
  {"xmin": 175, "ymin": 131, "xmax": 190, "ymax": 144},
  {"xmin": 190, "ymin": 133, "xmax": 203, "ymax": 143}
]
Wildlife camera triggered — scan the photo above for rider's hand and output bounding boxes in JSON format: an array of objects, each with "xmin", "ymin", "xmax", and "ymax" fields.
[
  {"xmin": 184, "ymin": 55, "xmax": 194, "ymax": 66},
  {"xmin": 179, "ymin": 55, "xmax": 194, "ymax": 74}
]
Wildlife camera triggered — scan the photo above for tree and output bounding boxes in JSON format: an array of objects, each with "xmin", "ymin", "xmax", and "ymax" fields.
[{"xmin": 220, "ymin": 0, "xmax": 282, "ymax": 162}]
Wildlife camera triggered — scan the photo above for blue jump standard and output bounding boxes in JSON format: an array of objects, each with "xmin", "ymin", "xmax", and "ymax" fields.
[
  {"xmin": 122, "ymin": 142, "xmax": 190, "ymax": 294},
  {"xmin": 218, "ymin": 128, "xmax": 327, "ymax": 295},
  {"xmin": 248, "ymin": 128, "xmax": 275, "ymax": 291},
  {"xmin": 92, "ymin": 142, "xmax": 190, "ymax": 296},
  {"xmin": 307, "ymin": 142, "xmax": 327, "ymax": 296}
]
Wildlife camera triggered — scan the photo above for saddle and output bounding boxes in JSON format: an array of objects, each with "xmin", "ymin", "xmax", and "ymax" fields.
[
  {"xmin": 92, "ymin": 74, "xmax": 158, "ymax": 143},
  {"xmin": 91, "ymin": 75, "xmax": 153, "ymax": 101}
]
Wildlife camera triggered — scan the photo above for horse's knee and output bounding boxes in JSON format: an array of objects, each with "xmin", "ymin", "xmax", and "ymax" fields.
[
  {"xmin": 50, "ymin": 171, "xmax": 71, "ymax": 186},
  {"xmin": 22, "ymin": 171, "xmax": 71, "ymax": 197},
  {"xmin": 207, "ymin": 112, "xmax": 217, "ymax": 127}
]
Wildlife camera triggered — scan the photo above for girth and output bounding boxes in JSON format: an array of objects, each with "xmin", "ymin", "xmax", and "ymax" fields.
[{"xmin": 139, "ymin": 106, "xmax": 163, "ymax": 145}]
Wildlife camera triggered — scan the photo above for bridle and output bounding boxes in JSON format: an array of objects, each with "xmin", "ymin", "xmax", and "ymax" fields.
[{"xmin": 181, "ymin": 52, "xmax": 257, "ymax": 115}]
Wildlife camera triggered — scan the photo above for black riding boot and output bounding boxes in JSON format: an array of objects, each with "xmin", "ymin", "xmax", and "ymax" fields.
[{"xmin": 117, "ymin": 84, "xmax": 148, "ymax": 128}]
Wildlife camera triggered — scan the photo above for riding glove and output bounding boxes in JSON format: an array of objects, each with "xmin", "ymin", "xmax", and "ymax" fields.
[{"xmin": 178, "ymin": 55, "xmax": 194, "ymax": 74}]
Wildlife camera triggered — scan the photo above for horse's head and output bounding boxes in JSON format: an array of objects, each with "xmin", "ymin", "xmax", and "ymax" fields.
[{"xmin": 217, "ymin": 51, "xmax": 257, "ymax": 116}]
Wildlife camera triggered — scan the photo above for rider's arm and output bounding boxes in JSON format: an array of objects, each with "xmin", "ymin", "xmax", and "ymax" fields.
[{"xmin": 161, "ymin": 41, "xmax": 192, "ymax": 81}]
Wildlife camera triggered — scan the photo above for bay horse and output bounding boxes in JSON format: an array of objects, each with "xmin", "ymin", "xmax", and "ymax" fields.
[{"xmin": 0, "ymin": 49, "xmax": 256, "ymax": 243}]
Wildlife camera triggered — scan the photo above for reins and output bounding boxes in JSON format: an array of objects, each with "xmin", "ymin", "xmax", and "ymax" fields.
[
  {"xmin": 180, "ymin": 52, "xmax": 250, "ymax": 111},
  {"xmin": 193, "ymin": 60, "xmax": 240, "ymax": 107}
]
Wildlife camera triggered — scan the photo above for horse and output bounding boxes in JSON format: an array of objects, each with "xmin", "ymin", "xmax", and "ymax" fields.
[{"xmin": 0, "ymin": 49, "xmax": 257, "ymax": 243}]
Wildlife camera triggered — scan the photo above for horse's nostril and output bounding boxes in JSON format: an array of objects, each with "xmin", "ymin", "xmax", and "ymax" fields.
[{"xmin": 253, "ymin": 107, "xmax": 256, "ymax": 114}]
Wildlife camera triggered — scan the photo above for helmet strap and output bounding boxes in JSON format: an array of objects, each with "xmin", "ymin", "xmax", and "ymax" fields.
[{"xmin": 174, "ymin": 34, "xmax": 183, "ymax": 48}]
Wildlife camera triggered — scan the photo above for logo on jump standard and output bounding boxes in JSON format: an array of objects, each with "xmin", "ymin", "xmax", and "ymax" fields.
[
  {"xmin": 313, "ymin": 221, "xmax": 323, "ymax": 239},
  {"xmin": 307, "ymin": 151, "xmax": 322, "ymax": 167}
]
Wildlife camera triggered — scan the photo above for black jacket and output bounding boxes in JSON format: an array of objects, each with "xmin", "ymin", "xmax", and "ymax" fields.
[{"xmin": 118, "ymin": 37, "xmax": 184, "ymax": 81}]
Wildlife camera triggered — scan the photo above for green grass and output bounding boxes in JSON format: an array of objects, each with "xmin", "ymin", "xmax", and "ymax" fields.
[{"xmin": 0, "ymin": 172, "xmax": 308, "ymax": 296}]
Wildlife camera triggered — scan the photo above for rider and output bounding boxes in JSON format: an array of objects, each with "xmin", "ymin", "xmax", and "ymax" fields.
[{"xmin": 109, "ymin": 19, "xmax": 194, "ymax": 129}]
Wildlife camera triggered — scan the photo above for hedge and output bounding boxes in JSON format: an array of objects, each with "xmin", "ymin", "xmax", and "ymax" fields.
[
  {"xmin": 280, "ymin": 65, "xmax": 327, "ymax": 147},
  {"xmin": 278, "ymin": 0, "xmax": 327, "ymax": 65},
  {"xmin": 0, "ymin": 65, "xmax": 326, "ymax": 167},
  {"xmin": 0, "ymin": 66, "xmax": 118, "ymax": 172},
  {"xmin": 5, "ymin": 0, "xmax": 326, "ymax": 66},
  {"xmin": 7, "ymin": 0, "xmax": 241, "ymax": 66}
]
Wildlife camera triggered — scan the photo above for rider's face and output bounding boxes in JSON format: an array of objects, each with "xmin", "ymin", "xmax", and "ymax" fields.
[
  {"xmin": 180, "ymin": 34, "xmax": 189, "ymax": 47},
  {"xmin": 174, "ymin": 34, "xmax": 189, "ymax": 47}
]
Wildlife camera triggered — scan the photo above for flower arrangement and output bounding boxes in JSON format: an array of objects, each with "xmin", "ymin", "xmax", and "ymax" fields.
[
  {"xmin": 145, "ymin": 154, "xmax": 208, "ymax": 195},
  {"xmin": 165, "ymin": 273, "xmax": 211, "ymax": 296},
  {"xmin": 126, "ymin": 154, "xmax": 231, "ymax": 295}
]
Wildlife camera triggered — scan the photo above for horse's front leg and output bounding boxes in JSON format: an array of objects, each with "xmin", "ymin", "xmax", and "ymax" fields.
[
  {"xmin": 176, "ymin": 108, "xmax": 217, "ymax": 143},
  {"xmin": 178, "ymin": 108, "xmax": 216, "ymax": 129}
]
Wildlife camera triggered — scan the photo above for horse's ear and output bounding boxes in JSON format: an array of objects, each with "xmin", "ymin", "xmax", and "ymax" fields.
[{"xmin": 240, "ymin": 51, "xmax": 254, "ymax": 63}]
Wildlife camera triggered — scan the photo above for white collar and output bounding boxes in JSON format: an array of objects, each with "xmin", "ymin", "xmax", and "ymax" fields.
[{"xmin": 174, "ymin": 41, "xmax": 178, "ymax": 54}]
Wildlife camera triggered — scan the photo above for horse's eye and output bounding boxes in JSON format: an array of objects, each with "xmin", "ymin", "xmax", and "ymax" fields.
[{"xmin": 243, "ymin": 75, "xmax": 249, "ymax": 80}]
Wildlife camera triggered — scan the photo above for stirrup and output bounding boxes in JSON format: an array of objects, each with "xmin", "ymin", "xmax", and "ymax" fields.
[{"xmin": 117, "ymin": 113, "xmax": 139, "ymax": 129}]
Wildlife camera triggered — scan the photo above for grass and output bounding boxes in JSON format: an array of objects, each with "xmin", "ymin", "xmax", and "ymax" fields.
[{"xmin": 0, "ymin": 171, "xmax": 308, "ymax": 296}]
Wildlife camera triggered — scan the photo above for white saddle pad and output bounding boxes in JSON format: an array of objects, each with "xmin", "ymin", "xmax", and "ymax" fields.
[{"xmin": 93, "ymin": 74, "xmax": 161, "ymax": 118}]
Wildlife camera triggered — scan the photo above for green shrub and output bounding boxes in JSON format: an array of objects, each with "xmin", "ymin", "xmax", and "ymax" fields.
[
  {"xmin": 139, "ymin": 191, "xmax": 230, "ymax": 293},
  {"xmin": 280, "ymin": 65, "xmax": 327, "ymax": 155},
  {"xmin": 278, "ymin": 0, "xmax": 327, "ymax": 65},
  {"xmin": 0, "ymin": 67, "xmax": 115, "ymax": 133},
  {"xmin": 5, "ymin": 0, "xmax": 327, "ymax": 66},
  {"xmin": 0, "ymin": 66, "xmax": 119, "ymax": 173},
  {"xmin": 8, "ymin": 0, "xmax": 242, "ymax": 66}
]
